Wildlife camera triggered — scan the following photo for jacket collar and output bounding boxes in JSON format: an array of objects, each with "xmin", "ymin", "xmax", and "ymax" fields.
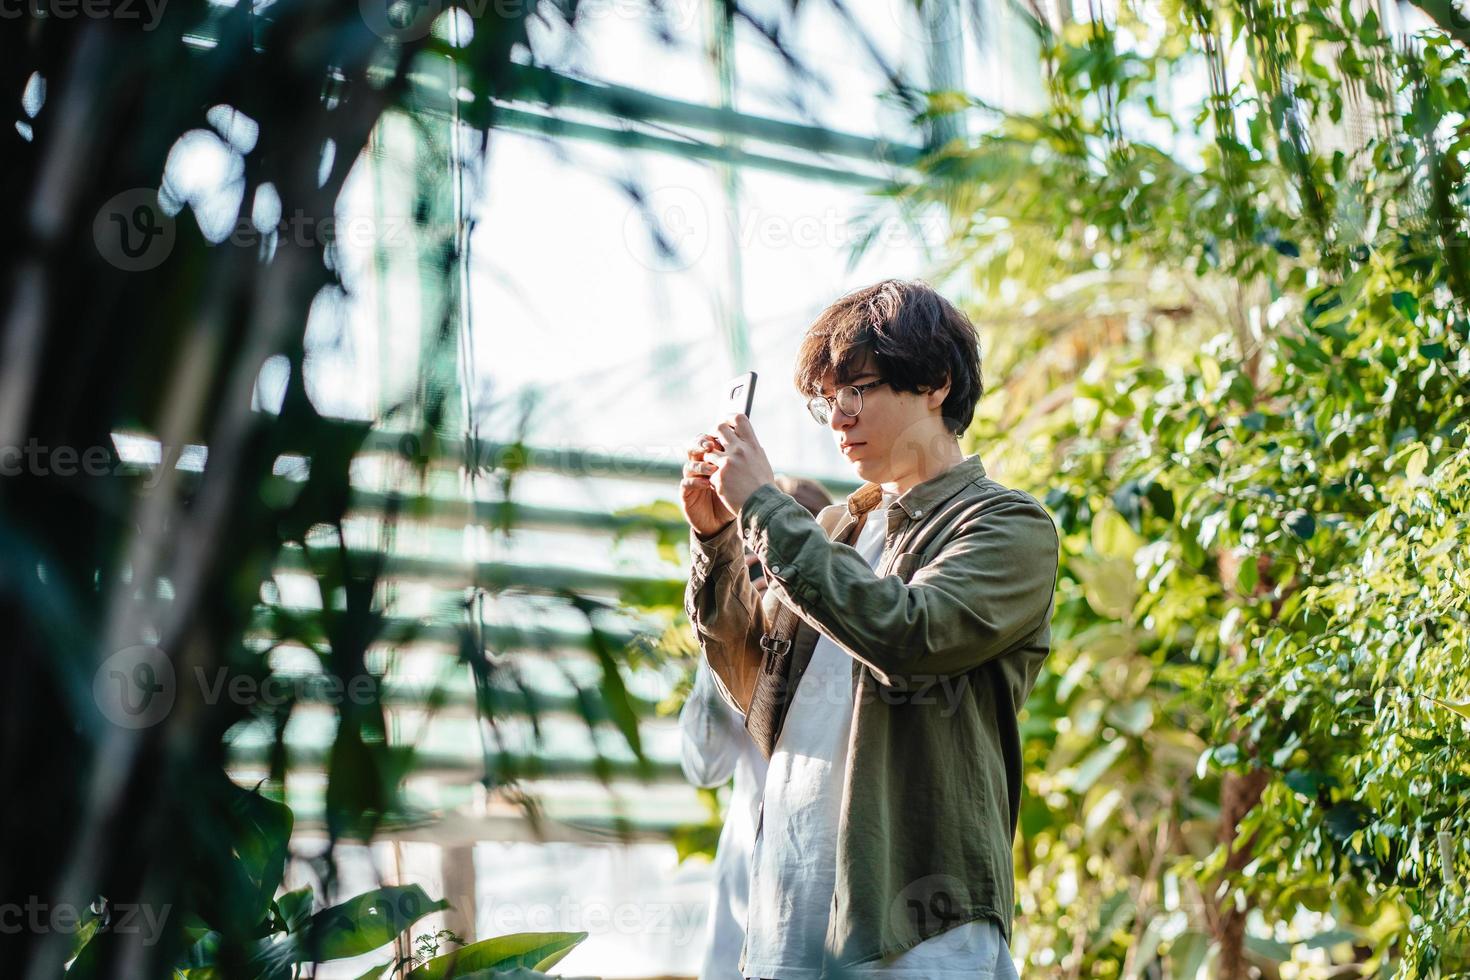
[{"xmin": 844, "ymin": 452, "xmax": 986, "ymax": 522}]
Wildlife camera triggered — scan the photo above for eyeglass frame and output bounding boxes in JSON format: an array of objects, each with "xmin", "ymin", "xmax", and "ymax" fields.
[{"xmin": 806, "ymin": 378, "xmax": 887, "ymax": 424}]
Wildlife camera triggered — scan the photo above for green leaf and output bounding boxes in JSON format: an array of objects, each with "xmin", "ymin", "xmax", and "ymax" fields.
[
  {"xmin": 1105, "ymin": 699, "xmax": 1154, "ymax": 736},
  {"xmin": 406, "ymin": 931, "xmax": 589, "ymax": 979},
  {"xmin": 1236, "ymin": 555, "xmax": 1259, "ymax": 594},
  {"xmin": 1092, "ymin": 508, "xmax": 1144, "ymax": 560},
  {"xmin": 1405, "ymin": 444, "xmax": 1430, "ymax": 483},
  {"xmin": 275, "ymin": 887, "xmax": 314, "ymax": 934},
  {"xmin": 1246, "ymin": 933, "xmax": 1294, "ymax": 962},
  {"xmin": 1069, "ymin": 739, "xmax": 1127, "ymax": 794},
  {"xmin": 251, "ymin": 885, "xmax": 449, "ymax": 976},
  {"xmin": 1285, "ymin": 769, "xmax": 1339, "ymax": 797},
  {"xmin": 1391, "ymin": 291, "xmax": 1418, "ymax": 321},
  {"xmin": 215, "ymin": 784, "xmax": 294, "ymax": 932},
  {"xmin": 1170, "ymin": 930, "xmax": 1211, "ymax": 980},
  {"xmin": 1424, "ymin": 696, "xmax": 1470, "ymax": 721},
  {"xmin": 1073, "ymin": 557, "xmax": 1137, "ymax": 620},
  {"xmin": 309, "ymin": 886, "xmax": 448, "ymax": 961}
]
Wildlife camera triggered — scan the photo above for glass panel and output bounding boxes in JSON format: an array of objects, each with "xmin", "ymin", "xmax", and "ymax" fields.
[
  {"xmin": 520, "ymin": 1, "xmax": 716, "ymax": 104},
  {"xmin": 733, "ymin": 0, "xmax": 930, "ymax": 141}
]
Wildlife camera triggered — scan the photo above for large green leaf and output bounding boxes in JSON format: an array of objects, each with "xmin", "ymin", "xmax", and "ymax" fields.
[
  {"xmin": 1072, "ymin": 557, "xmax": 1137, "ymax": 620},
  {"xmin": 199, "ymin": 783, "xmax": 294, "ymax": 935},
  {"xmin": 273, "ymin": 886, "xmax": 314, "ymax": 934},
  {"xmin": 406, "ymin": 931, "xmax": 588, "ymax": 980},
  {"xmin": 1091, "ymin": 507, "xmax": 1144, "ymax": 559},
  {"xmin": 249, "ymin": 885, "xmax": 448, "ymax": 977},
  {"xmin": 307, "ymin": 885, "xmax": 449, "ymax": 961}
]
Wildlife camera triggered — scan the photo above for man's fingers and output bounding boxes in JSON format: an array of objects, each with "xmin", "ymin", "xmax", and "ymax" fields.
[{"xmin": 688, "ymin": 435, "xmax": 724, "ymax": 459}]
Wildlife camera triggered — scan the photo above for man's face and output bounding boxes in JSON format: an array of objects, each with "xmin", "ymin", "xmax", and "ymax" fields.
[{"xmin": 815, "ymin": 355, "xmax": 950, "ymax": 486}]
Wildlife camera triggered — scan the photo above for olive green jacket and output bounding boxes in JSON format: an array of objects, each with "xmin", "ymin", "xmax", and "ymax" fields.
[{"xmin": 683, "ymin": 453, "xmax": 1059, "ymax": 970}]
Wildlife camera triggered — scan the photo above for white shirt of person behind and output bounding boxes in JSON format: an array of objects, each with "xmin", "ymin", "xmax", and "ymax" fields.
[
  {"xmin": 740, "ymin": 490, "xmax": 1021, "ymax": 980},
  {"xmin": 680, "ymin": 652, "xmax": 771, "ymax": 980}
]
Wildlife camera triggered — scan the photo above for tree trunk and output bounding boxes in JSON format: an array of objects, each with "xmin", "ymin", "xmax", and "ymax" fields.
[{"xmin": 1213, "ymin": 767, "xmax": 1269, "ymax": 980}]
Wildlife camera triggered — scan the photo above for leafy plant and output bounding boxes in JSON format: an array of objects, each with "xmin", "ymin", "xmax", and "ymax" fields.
[
  {"xmin": 878, "ymin": 0, "xmax": 1470, "ymax": 975},
  {"xmin": 65, "ymin": 789, "xmax": 586, "ymax": 979}
]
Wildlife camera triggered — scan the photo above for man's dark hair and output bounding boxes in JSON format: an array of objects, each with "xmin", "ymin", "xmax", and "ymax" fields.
[{"xmin": 793, "ymin": 279, "xmax": 983, "ymax": 436}]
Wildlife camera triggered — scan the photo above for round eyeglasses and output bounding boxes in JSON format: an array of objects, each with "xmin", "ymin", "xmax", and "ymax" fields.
[{"xmin": 806, "ymin": 379, "xmax": 887, "ymax": 424}]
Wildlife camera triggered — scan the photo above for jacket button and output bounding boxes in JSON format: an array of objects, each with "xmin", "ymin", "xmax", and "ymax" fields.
[
  {"xmin": 913, "ymin": 508, "xmax": 923, "ymax": 517},
  {"xmin": 769, "ymin": 565, "xmax": 782, "ymax": 575}
]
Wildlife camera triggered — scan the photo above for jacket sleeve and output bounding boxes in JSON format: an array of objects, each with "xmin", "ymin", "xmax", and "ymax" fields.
[
  {"xmin": 737, "ymin": 482, "xmax": 1059, "ymax": 689},
  {"xmin": 682, "ymin": 518, "xmax": 769, "ymax": 715},
  {"xmin": 678, "ymin": 658, "xmax": 746, "ymax": 788}
]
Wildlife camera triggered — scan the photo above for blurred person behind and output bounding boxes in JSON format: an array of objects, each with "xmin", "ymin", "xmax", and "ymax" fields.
[{"xmin": 681, "ymin": 476, "xmax": 833, "ymax": 980}]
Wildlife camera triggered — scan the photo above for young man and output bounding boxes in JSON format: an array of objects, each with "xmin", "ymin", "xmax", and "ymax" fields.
[{"xmin": 678, "ymin": 280, "xmax": 1060, "ymax": 980}]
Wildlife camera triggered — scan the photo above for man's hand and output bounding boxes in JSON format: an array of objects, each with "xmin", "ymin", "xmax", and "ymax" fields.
[
  {"xmin": 680, "ymin": 433, "xmax": 736, "ymax": 538},
  {"xmin": 703, "ymin": 414, "xmax": 777, "ymax": 515},
  {"xmin": 680, "ymin": 414, "xmax": 777, "ymax": 537}
]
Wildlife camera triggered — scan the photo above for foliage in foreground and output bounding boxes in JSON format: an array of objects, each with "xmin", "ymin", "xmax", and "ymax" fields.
[{"xmin": 63, "ymin": 789, "xmax": 586, "ymax": 979}]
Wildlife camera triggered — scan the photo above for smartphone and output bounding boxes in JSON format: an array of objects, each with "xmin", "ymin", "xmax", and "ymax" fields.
[
  {"xmin": 725, "ymin": 371, "xmax": 757, "ymax": 420},
  {"xmin": 723, "ymin": 372, "xmax": 761, "ymax": 582}
]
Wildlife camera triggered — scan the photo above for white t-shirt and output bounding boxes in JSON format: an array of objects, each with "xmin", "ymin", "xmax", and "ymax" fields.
[
  {"xmin": 680, "ymin": 660, "xmax": 770, "ymax": 980},
  {"xmin": 741, "ymin": 492, "xmax": 1019, "ymax": 980}
]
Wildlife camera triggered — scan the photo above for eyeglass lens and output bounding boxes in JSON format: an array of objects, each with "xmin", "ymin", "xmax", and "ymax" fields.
[{"xmin": 810, "ymin": 385, "xmax": 863, "ymax": 422}]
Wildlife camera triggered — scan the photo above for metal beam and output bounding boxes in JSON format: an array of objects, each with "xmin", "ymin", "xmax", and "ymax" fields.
[
  {"xmin": 489, "ymin": 105, "xmax": 905, "ymax": 189},
  {"xmin": 500, "ymin": 62, "xmax": 925, "ymax": 167},
  {"xmin": 273, "ymin": 548, "xmax": 685, "ymax": 605}
]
